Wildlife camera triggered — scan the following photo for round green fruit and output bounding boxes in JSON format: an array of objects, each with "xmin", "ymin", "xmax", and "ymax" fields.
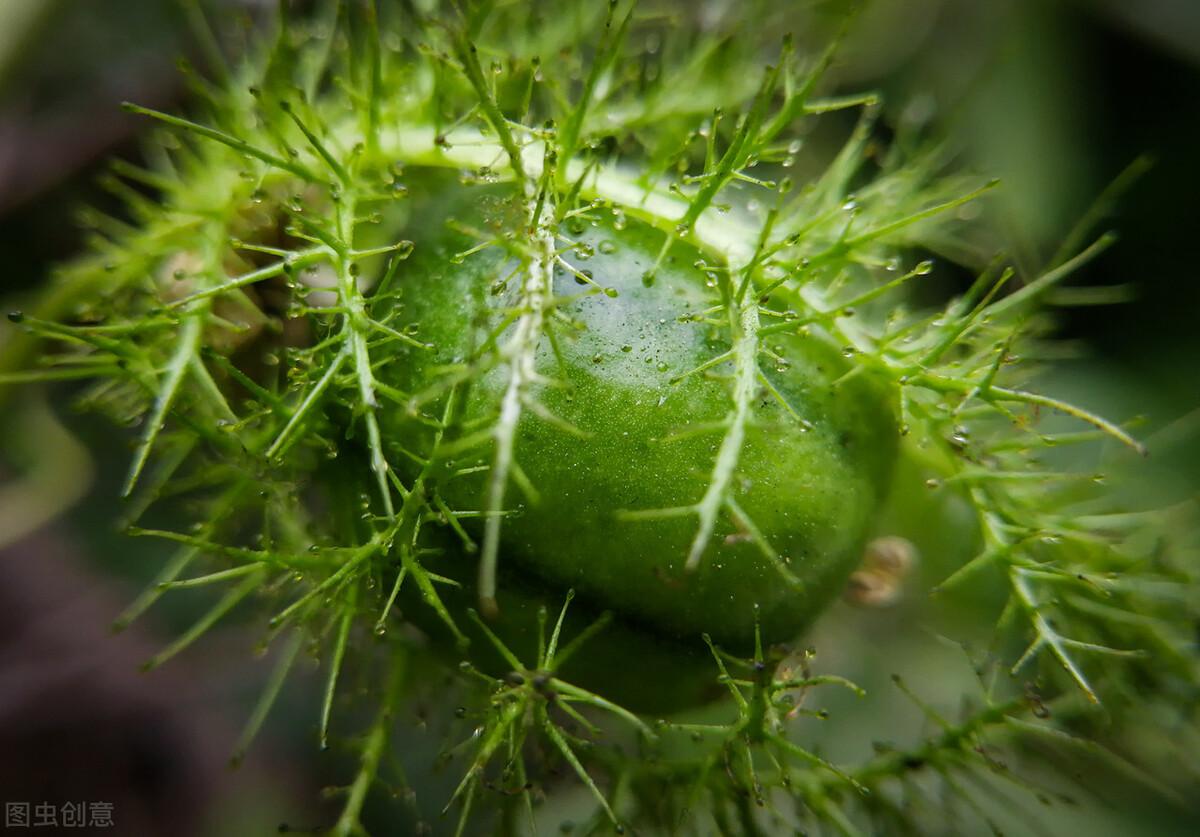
[{"xmin": 382, "ymin": 182, "xmax": 899, "ymax": 656}]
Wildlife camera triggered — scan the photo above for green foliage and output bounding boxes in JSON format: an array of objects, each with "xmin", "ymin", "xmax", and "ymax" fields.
[{"xmin": 1, "ymin": 1, "xmax": 1196, "ymax": 834}]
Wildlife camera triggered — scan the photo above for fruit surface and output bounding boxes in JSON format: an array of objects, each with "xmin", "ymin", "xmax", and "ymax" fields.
[{"xmin": 383, "ymin": 182, "xmax": 899, "ymax": 652}]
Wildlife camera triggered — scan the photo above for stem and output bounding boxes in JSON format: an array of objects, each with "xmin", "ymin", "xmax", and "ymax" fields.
[
  {"xmin": 335, "ymin": 191, "xmax": 396, "ymax": 518},
  {"xmin": 478, "ymin": 173, "xmax": 556, "ymax": 618},
  {"xmin": 686, "ymin": 298, "xmax": 760, "ymax": 571},
  {"xmin": 332, "ymin": 654, "xmax": 405, "ymax": 837}
]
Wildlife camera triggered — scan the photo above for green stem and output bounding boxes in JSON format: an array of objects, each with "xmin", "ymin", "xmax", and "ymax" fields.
[{"xmin": 332, "ymin": 653, "xmax": 405, "ymax": 837}]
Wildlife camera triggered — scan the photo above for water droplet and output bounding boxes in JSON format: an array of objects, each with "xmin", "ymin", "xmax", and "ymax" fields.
[
  {"xmin": 915, "ymin": 260, "xmax": 934, "ymax": 275},
  {"xmin": 598, "ymin": 240, "xmax": 617, "ymax": 255},
  {"xmin": 592, "ymin": 353, "xmax": 603, "ymax": 364},
  {"xmin": 641, "ymin": 270, "xmax": 656, "ymax": 287},
  {"xmin": 656, "ymin": 361, "xmax": 669, "ymax": 372},
  {"xmin": 620, "ymin": 344, "xmax": 633, "ymax": 353}
]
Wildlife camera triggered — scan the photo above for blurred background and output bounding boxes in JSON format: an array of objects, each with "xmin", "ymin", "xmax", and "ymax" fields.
[{"xmin": 0, "ymin": 0, "xmax": 1197, "ymax": 834}]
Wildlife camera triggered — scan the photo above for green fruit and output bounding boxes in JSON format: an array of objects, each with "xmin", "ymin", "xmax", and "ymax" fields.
[{"xmin": 382, "ymin": 182, "xmax": 899, "ymax": 654}]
